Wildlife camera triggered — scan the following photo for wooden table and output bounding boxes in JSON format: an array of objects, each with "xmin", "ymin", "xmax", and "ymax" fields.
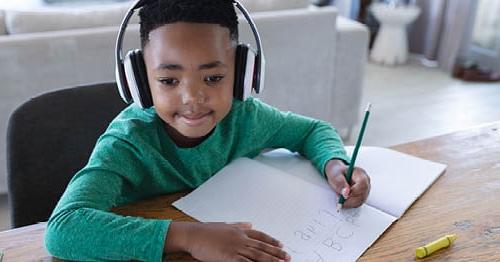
[{"xmin": 1, "ymin": 122, "xmax": 500, "ymax": 261}]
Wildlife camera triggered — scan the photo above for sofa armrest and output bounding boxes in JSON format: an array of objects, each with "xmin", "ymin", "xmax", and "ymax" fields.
[
  {"xmin": 243, "ymin": 7, "xmax": 338, "ymax": 125},
  {"xmin": 331, "ymin": 16, "xmax": 369, "ymax": 138}
]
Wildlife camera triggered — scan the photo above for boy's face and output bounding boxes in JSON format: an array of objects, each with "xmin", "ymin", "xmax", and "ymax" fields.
[{"xmin": 143, "ymin": 22, "xmax": 235, "ymax": 143}]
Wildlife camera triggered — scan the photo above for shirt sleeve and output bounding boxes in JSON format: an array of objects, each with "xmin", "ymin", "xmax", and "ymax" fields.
[
  {"xmin": 45, "ymin": 134, "xmax": 169, "ymax": 262},
  {"xmin": 250, "ymin": 98, "xmax": 350, "ymax": 175}
]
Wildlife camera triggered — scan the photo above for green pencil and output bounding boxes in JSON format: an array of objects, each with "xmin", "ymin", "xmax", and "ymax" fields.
[{"xmin": 337, "ymin": 103, "xmax": 371, "ymax": 211}]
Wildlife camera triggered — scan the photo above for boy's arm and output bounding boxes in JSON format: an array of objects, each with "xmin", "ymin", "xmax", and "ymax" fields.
[
  {"xmin": 296, "ymin": 119, "xmax": 350, "ymax": 175},
  {"xmin": 45, "ymin": 136, "xmax": 169, "ymax": 262},
  {"xmin": 251, "ymin": 99, "xmax": 350, "ymax": 175},
  {"xmin": 250, "ymin": 100, "xmax": 371, "ymax": 207},
  {"xmin": 45, "ymin": 139, "xmax": 288, "ymax": 262}
]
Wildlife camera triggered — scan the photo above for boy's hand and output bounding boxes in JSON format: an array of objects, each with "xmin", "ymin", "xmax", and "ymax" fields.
[
  {"xmin": 325, "ymin": 159, "xmax": 370, "ymax": 208},
  {"xmin": 166, "ymin": 221, "xmax": 290, "ymax": 262}
]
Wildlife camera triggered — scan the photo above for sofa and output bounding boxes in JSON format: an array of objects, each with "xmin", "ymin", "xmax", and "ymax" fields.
[{"xmin": 0, "ymin": 0, "xmax": 369, "ymax": 193}]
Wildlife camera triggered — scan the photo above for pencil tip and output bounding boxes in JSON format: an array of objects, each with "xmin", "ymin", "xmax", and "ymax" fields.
[{"xmin": 336, "ymin": 203, "xmax": 342, "ymax": 212}]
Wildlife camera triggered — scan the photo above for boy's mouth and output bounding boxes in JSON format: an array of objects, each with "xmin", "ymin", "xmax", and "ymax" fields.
[{"xmin": 176, "ymin": 111, "xmax": 214, "ymax": 126}]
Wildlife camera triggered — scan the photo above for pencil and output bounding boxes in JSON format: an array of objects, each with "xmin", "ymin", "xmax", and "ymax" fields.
[{"xmin": 337, "ymin": 103, "xmax": 371, "ymax": 211}]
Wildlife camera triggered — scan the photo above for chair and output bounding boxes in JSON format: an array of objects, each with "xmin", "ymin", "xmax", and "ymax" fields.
[{"xmin": 6, "ymin": 82, "xmax": 127, "ymax": 228}]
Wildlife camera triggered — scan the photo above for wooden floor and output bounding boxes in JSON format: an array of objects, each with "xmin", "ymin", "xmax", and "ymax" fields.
[{"xmin": 0, "ymin": 61, "xmax": 498, "ymax": 231}]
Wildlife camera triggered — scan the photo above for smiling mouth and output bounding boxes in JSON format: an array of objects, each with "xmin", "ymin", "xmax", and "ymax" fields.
[{"xmin": 177, "ymin": 111, "xmax": 214, "ymax": 126}]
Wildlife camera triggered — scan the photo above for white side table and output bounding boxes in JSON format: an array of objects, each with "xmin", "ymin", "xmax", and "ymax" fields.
[{"xmin": 370, "ymin": 3, "xmax": 420, "ymax": 65}]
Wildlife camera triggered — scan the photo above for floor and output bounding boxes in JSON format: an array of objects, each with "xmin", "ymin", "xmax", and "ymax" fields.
[
  {"xmin": 0, "ymin": 61, "xmax": 498, "ymax": 231},
  {"xmin": 345, "ymin": 60, "xmax": 500, "ymax": 146}
]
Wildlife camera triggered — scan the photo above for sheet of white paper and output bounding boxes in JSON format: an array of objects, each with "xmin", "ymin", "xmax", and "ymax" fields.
[
  {"xmin": 173, "ymin": 158, "xmax": 396, "ymax": 262},
  {"xmin": 255, "ymin": 148, "xmax": 331, "ymax": 191},
  {"xmin": 255, "ymin": 146, "xmax": 446, "ymax": 218},
  {"xmin": 344, "ymin": 146, "xmax": 447, "ymax": 218}
]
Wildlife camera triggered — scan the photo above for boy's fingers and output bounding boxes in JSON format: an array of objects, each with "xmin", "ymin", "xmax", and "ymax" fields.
[
  {"xmin": 328, "ymin": 172, "xmax": 350, "ymax": 198},
  {"xmin": 352, "ymin": 169, "xmax": 370, "ymax": 184},
  {"xmin": 341, "ymin": 187, "xmax": 351, "ymax": 199},
  {"xmin": 239, "ymin": 246, "xmax": 287, "ymax": 262},
  {"xmin": 229, "ymin": 222, "xmax": 253, "ymax": 230},
  {"xmin": 342, "ymin": 168, "xmax": 370, "ymax": 195},
  {"xmin": 246, "ymin": 229, "xmax": 283, "ymax": 248},
  {"xmin": 235, "ymin": 255, "xmax": 253, "ymax": 262},
  {"xmin": 351, "ymin": 171, "xmax": 370, "ymax": 195},
  {"xmin": 350, "ymin": 182, "xmax": 370, "ymax": 198},
  {"xmin": 351, "ymin": 177, "xmax": 369, "ymax": 193},
  {"xmin": 245, "ymin": 239, "xmax": 290, "ymax": 261},
  {"xmin": 344, "ymin": 176, "xmax": 370, "ymax": 208},
  {"xmin": 343, "ymin": 193, "xmax": 366, "ymax": 208}
]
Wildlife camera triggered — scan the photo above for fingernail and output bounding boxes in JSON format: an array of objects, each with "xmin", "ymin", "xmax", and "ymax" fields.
[
  {"xmin": 341, "ymin": 188, "xmax": 349, "ymax": 198},
  {"xmin": 230, "ymin": 222, "xmax": 252, "ymax": 227},
  {"xmin": 279, "ymin": 241, "xmax": 284, "ymax": 247}
]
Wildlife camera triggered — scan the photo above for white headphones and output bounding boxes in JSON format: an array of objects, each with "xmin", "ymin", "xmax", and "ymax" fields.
[{"xmin": 115, "ymin": 0, "xmax": 266, "ymax": 108}]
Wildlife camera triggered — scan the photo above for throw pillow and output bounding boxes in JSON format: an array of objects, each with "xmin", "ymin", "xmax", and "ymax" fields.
[
  {"xmin": 4, "ymin": 3, "xmax": 138, "ymax": 35},
  {"xmin": 239, "ymin": 0, "xmax": 310, "ymax": 12}
]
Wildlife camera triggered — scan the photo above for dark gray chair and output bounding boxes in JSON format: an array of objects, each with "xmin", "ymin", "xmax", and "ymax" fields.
[{"xmin": 6, "ymin": 82, "xmax": 127, "ymax": 228}]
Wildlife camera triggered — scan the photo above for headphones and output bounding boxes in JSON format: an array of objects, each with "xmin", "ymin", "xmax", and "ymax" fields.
[{"xmin": 115, "ymin": 0, "xmax": 266, "ymax": 109}]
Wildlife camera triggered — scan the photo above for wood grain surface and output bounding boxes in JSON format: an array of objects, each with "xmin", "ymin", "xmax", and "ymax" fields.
[
  {"xmin": 0, "ymin": 122, "xmax": 499, "ymax": 261},
  {"xmin": 359, "ymin": 122, "xmax": 500, "ymax": 261}
]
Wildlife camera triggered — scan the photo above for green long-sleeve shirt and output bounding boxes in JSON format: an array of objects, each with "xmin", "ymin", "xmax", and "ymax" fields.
[{"xmin": 45, "ymin": 97, "xmax": 349, "ymax": 261}]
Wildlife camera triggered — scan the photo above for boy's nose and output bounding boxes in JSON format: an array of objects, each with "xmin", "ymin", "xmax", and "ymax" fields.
[{"xmin": 181, "ymin": 85, "xmax": 206, "ymax": 105}]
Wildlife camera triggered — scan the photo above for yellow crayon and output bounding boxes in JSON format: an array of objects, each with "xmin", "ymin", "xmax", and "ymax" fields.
[{"xmin": 416, "ymin": 234, "xmax": 457, "ymax": 259}]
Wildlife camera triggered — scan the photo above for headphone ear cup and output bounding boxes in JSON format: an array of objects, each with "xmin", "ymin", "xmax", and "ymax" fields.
[
  {"xmin": 234, "ymin": 44, "xmax": 247, "ymax": 101},
  {"xmin": 124, "ymin": 49, "xmax": 153, "ymax": 108},
  {"xmin": 234, "ymin": 44, "xmax": 256, "ymax": 101},
  {"xmin": 133, "ymin": 50, "xmax": 153, "ymax": 108},
  {"xmin": 116, "ymin": 62, "xmax": 132, "ymax": 103}
]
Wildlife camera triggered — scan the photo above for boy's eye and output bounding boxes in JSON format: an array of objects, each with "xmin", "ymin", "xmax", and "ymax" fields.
[
  {"xmin": 158, "ymin": 77, "xmax": 179, "ymax": 87},
  {"xmin": 204, "ymin": 75, "xmax": 224, "ymax": 85}
]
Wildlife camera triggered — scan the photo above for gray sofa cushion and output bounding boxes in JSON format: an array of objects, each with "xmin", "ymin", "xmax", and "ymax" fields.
[
  {"xmin": 4, "ymin": 3, "xmax": 137, "ymax": 35},
  {"xmin": 239, "ymin": 0, "xmax": 310, "ymax": 12},
  {"xmin": 3, "ymin": 0, "xmax": 309, "ymax": 35},
  {"xmin": 0, "ymin": 10, "xmax": 6, "ymax": 35}
]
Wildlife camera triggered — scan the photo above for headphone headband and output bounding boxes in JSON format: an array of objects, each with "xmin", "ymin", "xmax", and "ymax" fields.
[
  {"xmin": 115, "ymin": 0, "xmax": 145, "ymax": 63},
  {"xmin": 233, "ymin": 0, "xmax": 265, "ymax": 94}
]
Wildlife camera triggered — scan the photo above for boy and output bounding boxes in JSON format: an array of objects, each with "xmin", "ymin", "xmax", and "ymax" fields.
[{"xmin": 45, "ymin": 0, "xmax": 370, "ymax": 261}]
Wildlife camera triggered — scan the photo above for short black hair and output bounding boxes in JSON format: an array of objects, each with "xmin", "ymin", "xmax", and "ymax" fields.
[{"xmin": 139, "ymin": 0, "xmax": 239, "ymax": 48}]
